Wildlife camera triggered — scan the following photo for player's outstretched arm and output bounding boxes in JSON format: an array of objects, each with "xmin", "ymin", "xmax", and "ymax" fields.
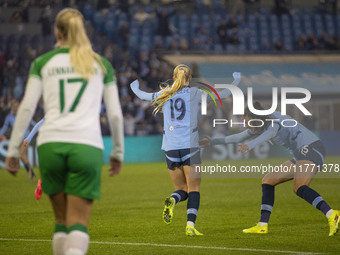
[
  {"xmin": 239, "ymin": 124, "xmax": 279, "ymax": 153},
  {"xmin": 201, "ymin": 129, "xmax": 252, "ymax": 147},
  {"xmin": 130, "ymin": 80, "xmax": 158, "ymax": 101},
  {"xmin": 104, "ymin": 84, "xmax": 124, "ymax": 176},
  {"xmin": 217, "ymin": 72, "xmax": 242, "ymax": 99},
  {"xmin": 25, "ymin": 117, "xmax": 45, "ymax": 143}
]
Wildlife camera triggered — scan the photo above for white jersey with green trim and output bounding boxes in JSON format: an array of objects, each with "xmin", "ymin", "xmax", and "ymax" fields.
[{"xmin": 29, "ymin": 47, "xmax": 115, "ymax": 150}]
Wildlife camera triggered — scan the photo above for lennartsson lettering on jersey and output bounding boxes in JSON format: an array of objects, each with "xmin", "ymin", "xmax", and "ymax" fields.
[{"xmin": 47, "ymin": 66, "xmax": 100, "ymax": 76}]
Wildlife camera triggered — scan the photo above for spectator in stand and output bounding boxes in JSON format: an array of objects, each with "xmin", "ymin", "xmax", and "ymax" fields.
[
  {"xmin": 227, "ymin": 17, "xmax": 238, "ymax": 30},
  {"xmin": 333, "ymin": 33, "xmax": 340, "ymax": 50},
  {"xmin": 229, "ymin": 32, "xmax": 241, "ymax": 46},
  {"xmin": 297, "ymin": 34, "xmax": 307, "ymax": 50},
  {"xmin": 274, "ymin": 0, "xmax": 292, "ymax": 16},
  {"xmin": 124, "ymin": 113, "xmax": 136, "ymax": 136},
  {"xmin": 154, "ymin": 37, "xmax": 164, "ymax": 50},
  {"xmin": 274, "ymin": 39, "xmax": 285, "ymax": 51},
  {"xmin": 149, "ymin": 52, "xmax": 160, "ymax": 69},
  {"xmin": 38, "ymin": 10, "xmax": 52, "ymax": 37},
  {"xmin": 3, "ymin": 58, "xmax": 18, "ymax": 96},
  {"xmin": 118, "ymin": 0, "xmax": 129, "ymax": 13},
  {"xmin": 156, "ymin": 7, "xmax": 176, "ymax": 38},
  {"xmin": 319, "ymin": 0, "xmax": 338, "ymax": 14},
  {"xmin": 306, "ymin": 33, "xmax": 320, "ymax": 50},
  {"xmin": 146, "ymin": 68, "xmax": 159, "ymax": 90},
  {"xmin": 9, "ymin": 11, "xmax": 23, "ymax": 23},
  {"xmin": 318, "ymin": 31, "xmax": 338, "ymax": 50},
  {"xmin": 192, "ymin": 37, "xmax": 203, "ymax": 50},
  {"xmin": 263, "ymin": 41, "xmax": 273, "ymax": 51},
  {"xmin": 231, "ymin": 0, "xmax": 246, "ymax": 15},
  {"xmin": 217, "ymin": 19, "xmax": 229, "ymax": 49},
  {"xmin": 194, "ymin": 26, "xmax": 212, "ymax": 50},
  {"xmin": 138, "ymin": 51, "xmax": 150, "ymax": 79},
  {"xmin": 119, "ymin": 21, "xmax": 130, "ymax": 50},
  {"xmin": 19, "ymin": 0, "xmax": 29, "ymax": 22},
  {"xmin": 97, "ymin": 0, "xmax": 109, "ymax": 11},
  {"xmin": 179, "ymin": 38, "xmax": 189, "ymax": 50},
  {"xmin": 133, "ymin": 7, "xmax": 151, "ymax": 25}
]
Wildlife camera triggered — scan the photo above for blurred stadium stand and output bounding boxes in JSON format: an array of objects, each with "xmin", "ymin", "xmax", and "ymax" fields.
[{"xmin": 0, "ymin": 0, "xmax": 340, "ymax": 138}]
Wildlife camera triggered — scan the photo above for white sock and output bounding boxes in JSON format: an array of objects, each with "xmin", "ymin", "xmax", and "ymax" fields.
[
  {"xmin": 65, "ymin": 230, "xmax": 89, "ymax": 255},
  {"xmin": 187, "ymin": 221, "xmax": 195, "ymax": 227},
  {"xmin": 53, "ymin": 232, "xmax": 67, "ymax": 255},
  {"xmin": 326, "ymin": 209, "xmax": 334, "ymax": 218},
  {"xmin": 258, "ymin": 222, "xmax": 267, "ymax": 226}
]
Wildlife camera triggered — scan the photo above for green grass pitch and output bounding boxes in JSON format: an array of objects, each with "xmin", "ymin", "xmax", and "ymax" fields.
[{"xmin": 1, "ymin": 157, "xmax": 340, "ymax": 254}]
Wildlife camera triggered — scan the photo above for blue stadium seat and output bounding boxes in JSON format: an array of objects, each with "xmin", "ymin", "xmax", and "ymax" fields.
[
  {"xmin": 142, "ymin": 26, "xmax": 152, "ymax": 36},
  {"xmin": 93, "ymin": 11, "xmax": 105, "ymax": 34},
  {"xmin": 284, "ymin": 39, "xmax": 292, "ymax": 51},
  {"xmin": 108, "ymin": 5, "xmax": 116, "ymax": 13},
  {"xmin": 119, "ymin": 12, "xmax": 128, "ymax": 22},
  {"xmin": 140, "ymin": 43, "xmax": 150, "ymax": 52},
  {"xmin": 178, "ymin": 14, "xmax": 188, "ymax": 23},
  {"xmin": 105, "ymin": 20, "xmax": 116, "ymax": 41},
  {"xmin": 106, "ymin": 11, "xmax": 115, "ymax": 23},
  {"xmin": 213, "ymin": 43, "xmax": 223, "ymax": 52},
  {"xmin": 236, "ymin": 15, "xmax": 244, "ymax": 24},
  {"xmin": 143, "ymin": 19, "xmax": 154, "ymax": 31},
  {"xmin": 165, "ymin": 36, "xmax": 173, "ymax": 48},
  {"xmin": 144, "ymin": 5, "xmax": 153, "ymax": 14},
  {"xmin": 250, "ymin": 41, "xmax": 259, "ymax": 51},
  {"xmin": 30, "ymin": 34, "xmax": 41, "ymax": 50},
  {"xmin": 130, "ymin": 4, "xmax": 140, "ymax": 16},
  {"xmin": 82, "ymin": 3, "xmax": 94, "ymax": 21},
  {"xmin": 239, "ymin": 43, "xmax": 246, "ymax": 52},
  {"xmin": 248, "ymin": 14, "xmax": 256, "ymax": 25},
  {"xmin": 258, "ymin": 8, "xmax": 268, "ymax": 16},
  {"xmin": 129, "ymin": 28, "xmax": 139, "ymax": 44}
]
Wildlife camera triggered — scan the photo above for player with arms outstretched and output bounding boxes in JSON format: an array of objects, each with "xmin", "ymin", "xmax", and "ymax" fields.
[
  {"xmin": 200, "ymin": 102, "xmax": 339, "ymax": 236},
  {"xmin": 131, "ymin": 65, "xmax": 240, "ymax": 236},
  {"xmin": 6, "ymin": 8, "xmax": 124, "ymax": 255}
]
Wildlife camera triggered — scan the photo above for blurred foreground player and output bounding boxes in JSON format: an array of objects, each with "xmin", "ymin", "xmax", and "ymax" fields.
[{"xmin": 6, "ymin": 8, "xmax": 124, "ymax": 255}]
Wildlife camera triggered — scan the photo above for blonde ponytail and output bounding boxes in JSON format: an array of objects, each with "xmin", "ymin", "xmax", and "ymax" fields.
[
  {"xmin": 55, "ymin": 8, "xmax": 106, "ymax": 80},
  {"xmin": 152, "ymin": 64, "xmax": 192, "ymax": 114}
]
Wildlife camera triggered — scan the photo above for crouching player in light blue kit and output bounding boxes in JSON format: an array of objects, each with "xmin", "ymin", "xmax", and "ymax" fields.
[
  {"xmin": 131, "ymin": 65, "xmax": 241, "ymax": 236},
  {"xmin": 200, "ymin": 102, "xmax": 339, "ymax": 236}
]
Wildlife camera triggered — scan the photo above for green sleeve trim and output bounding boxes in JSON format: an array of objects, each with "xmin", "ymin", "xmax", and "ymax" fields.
[
  {"xmin": 29, "ymin": 60, "xmax": 42, "ymax": 79},
  {"xmin": 28, "ymin": 74, "xmax": 42, "ymax": 80},
  {"xmin": 101, "ymin": 56, "xmax": 116, "ymax": 85},
  {"xmin": 29, "ymin": 48, "xmax": 69, "ymax": 79}
]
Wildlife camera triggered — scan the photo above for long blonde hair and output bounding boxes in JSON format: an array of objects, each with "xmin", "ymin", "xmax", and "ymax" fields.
[
  {"xmin": 152, "ymin": 64, "xmax": 192, "ymax": 114},
  {"xmin": 55, "ymin": 8, "xmax": 106, "ymax": 80}
]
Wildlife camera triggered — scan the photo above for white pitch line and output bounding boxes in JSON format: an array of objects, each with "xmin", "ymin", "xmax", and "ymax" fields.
[{"xmin": 0, "ymin": 238, "xmax": 325, "ymax": 255}]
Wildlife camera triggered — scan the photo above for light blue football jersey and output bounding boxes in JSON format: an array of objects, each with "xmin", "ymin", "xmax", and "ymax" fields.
[
  {"xmin": 155, "ymin": 86, "xmax": 202, "ymax": 151},
  {"xmin": 267, "ymin": 111, "xmax": 319, "ymax": 157}
]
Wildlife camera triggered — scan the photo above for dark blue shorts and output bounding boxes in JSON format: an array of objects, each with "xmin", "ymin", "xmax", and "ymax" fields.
[
  {"xmin": 291, "ymin": 140, "xmax": 325, "ymax": 168},
  {"xmin": 165, "ymin": 148, "xmax": 201, "ymax": 170}
]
